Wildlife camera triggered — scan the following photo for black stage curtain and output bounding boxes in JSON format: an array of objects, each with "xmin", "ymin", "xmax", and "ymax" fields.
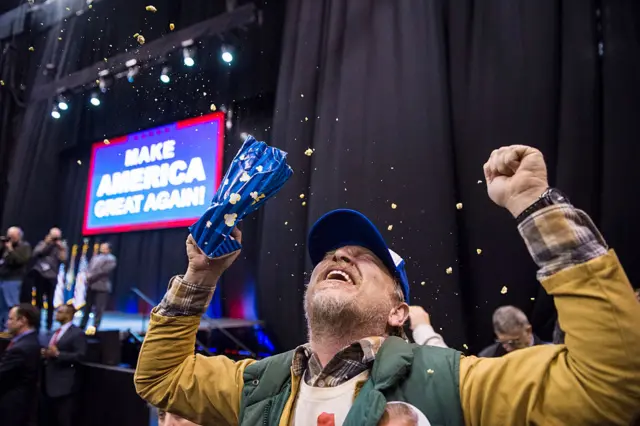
[
  {"xmin": 257, "ymin": 0, "xmax": 640, "ymax": 352},
  {"xmin": 2, "ymin": 0, "xmax": 639, "ymax": 354},
  {"xmin": 1, "ymin": 0, "xmax": 284, "ymax": 316}
]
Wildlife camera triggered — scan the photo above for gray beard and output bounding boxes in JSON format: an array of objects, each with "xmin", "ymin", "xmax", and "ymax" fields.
[{"xmin": 304, "ymin": 287, "xmax": 391, "ymax": 343}]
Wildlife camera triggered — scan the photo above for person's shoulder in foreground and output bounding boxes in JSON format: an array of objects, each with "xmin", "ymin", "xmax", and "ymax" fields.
[{"xmin": 135, "ymin": 145, "xmax": 640, "ymax": 426}]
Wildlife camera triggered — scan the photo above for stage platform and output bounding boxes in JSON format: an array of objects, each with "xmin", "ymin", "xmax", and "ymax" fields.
[{"xmin": 62, "ymin": 310, "xmax": 263, "ymax": 334}]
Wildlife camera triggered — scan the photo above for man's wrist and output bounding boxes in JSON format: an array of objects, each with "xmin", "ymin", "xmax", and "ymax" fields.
[
  {"xmin": 505, "ymin": 186, "xmax": 547, "ymax": 218},
  {"xmin": 183, "ymin": 268, "xmax": 221, "ymax": 286}
]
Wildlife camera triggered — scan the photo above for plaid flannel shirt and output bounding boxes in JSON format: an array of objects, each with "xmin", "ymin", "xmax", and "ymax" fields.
[{"xmin": 156, "ymin": 202, "xmax": 608, "ymax": 387}]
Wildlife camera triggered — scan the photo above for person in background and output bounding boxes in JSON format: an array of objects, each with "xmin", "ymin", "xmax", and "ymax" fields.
[
  {"xmin": 28, "ymin": 227, "xmax": 68, "ymax": 331},
  {"xmin": 478, "ymin": 305, "xmax": 546, "ymax": 357},
  {"xmin": 80, "ymin": 242, "xmax": 117, "ymax": 331},
  {"xmin": 0, "ymin": 304, "xmax": 41, "ymax": 426},
  {"xmin": 42, "ymin": 304, "xmax": 87, "ymax": 426},
  {"xmin": 0, "ymin": 227, "xmax": 32, "ymax": 327},
  {"xmin": 408, "ymin": 305, "xmax": 448, "ymax": 348},
  {"xmin": 635, "ymin": 288, "xmax": 640, "ymax": 303},
  {"xmin": 158, "ymin": 410, "xmax": 201, "ymax": 426}
]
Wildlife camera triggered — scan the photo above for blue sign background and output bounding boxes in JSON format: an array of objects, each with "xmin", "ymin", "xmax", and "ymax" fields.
[{"xmin": 83, "ymin": 114, "xmax": 223, "ymax": 235}]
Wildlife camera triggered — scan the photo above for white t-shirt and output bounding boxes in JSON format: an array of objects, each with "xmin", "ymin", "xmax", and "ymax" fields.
[{"xmin": 292, "ymin": 371, "xmax": 369, "ymax": 426}]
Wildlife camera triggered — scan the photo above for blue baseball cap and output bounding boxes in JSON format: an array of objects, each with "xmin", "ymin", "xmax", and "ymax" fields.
[{"xmin": 307, "ymin": 209, "xmax": 410, "ymax": 302}]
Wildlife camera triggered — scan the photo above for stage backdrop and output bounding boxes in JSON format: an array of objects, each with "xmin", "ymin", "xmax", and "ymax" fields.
[{"xmin": 2, "ymin": 0, "xmax": 640, "ymax": 354}]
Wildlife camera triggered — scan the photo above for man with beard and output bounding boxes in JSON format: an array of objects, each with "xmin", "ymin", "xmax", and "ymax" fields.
[{"xmin": 135, "ymin": 145, "xmax": 640, "ymax": 425}]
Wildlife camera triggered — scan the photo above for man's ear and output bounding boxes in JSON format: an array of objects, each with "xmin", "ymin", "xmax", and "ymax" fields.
[{"xmin": 388, "ymin": 303, "xmax": 410, "ymax": 327}]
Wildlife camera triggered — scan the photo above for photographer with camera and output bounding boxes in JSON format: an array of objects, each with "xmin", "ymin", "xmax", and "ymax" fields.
[
  {"xmin": 0, "ymin": 227, "xmax": 32, "ymax": 327},
  {"xmin": 27, "ymin": 228, "xmax": 68, "ymax": 332}
]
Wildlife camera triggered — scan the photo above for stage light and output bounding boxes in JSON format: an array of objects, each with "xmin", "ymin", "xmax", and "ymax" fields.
[
  {"xmin": 183, "ymin": 49, "xmax": 195, "ymax": 67},
  {"xmin": 182, "ymin": 39, "xmax": 196, "ymax": 67},
  {"xmin": 57, "ymin": 94, "xmax": 69, "ymax": 111},
  {"xmin": 89, "ymin": 92, "xmax": 101, "ymax": 106},
  {"xmin": 51, "ymin": 106, "xmax": 61, "ymax": 119},
  {"xmin": 160, "ymin": 66, "xmax": 171, "ymax": 84},
  {"xmin": 221, "ymin": 46, "xmax": 233, "ymax": 63}
]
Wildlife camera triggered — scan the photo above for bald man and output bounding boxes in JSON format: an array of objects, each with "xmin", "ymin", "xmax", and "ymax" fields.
[
  {"xmin": 28, "ymin": 228, "xmax": 67, "ymax": 331},
  {"xmin": 0, "ymin": 227, "xmax": 32, "ymax": 327}
]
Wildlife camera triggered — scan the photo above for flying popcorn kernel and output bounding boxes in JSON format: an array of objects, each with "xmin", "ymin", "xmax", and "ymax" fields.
[
  {"xmin": 476, "ymin": 248, "xmax": 482, "ymax": 255},
  {"xmin": 420, "ymin": 281, "xmax": 426, "ymax": 286},
  {"xmin": 256, "ymin": 165, "xmax": 263, "ymax": 172},
  {"xmin": 28, "ymin": 46, "xmax": 34, "ymax": 52},
  {"xmin": 501, "ymin": 286, "xmax": 508, "ymax": 294},
  {"xmin": 169, "ymin": 23, "xmax": 175, "ymax": 31},
  {"xmin": 133, "ymin": 33, "xmax": 140, "ymax": 38},
  {"xmin": 224, "ymin": 213, "xmax": 238, "ymax": 227},
  {"xmin": 391, "ymin": 203, "xmax": 397, "ymax": 209},
  {"xmin": 205, "ymin": 221, "xmax": 212, "ymax": 228},
  {"xmin": 77, "ymin": 160, "xmax": 82, "ymax": 165},
  {"xmin": 463, "ymin": 344, "xmax": 469, "ymax": 350},
  {"xmin": 86, "ymin": 326, "xmax": 96, "ymax": 336},
  {"xmin": 302, "ymin": 201, "xmax": 307, "ymax": 206},
  {"xmin": 145, "ymin": 5, "xmax": 157, "ymax": 12},
  {"xmin": 284, "ymin": 221, "xmax": 288, "ymax": 225},
  {"xmin": 136, "ymin": 35, "xmax": 146, "ymax": 45},
  {"xmin": 0, "ymin": 80, "xmax": 4, "ymax": 86},
  {"xmin": 445, "ymin": 267, "xmax": 453, "ymax": 275},
  {"xmin": 103, "ymin": 139, "xmax": 110, "ymax": 145},
  {"xmin": 299, "ymin": 193, "xmax": 305, "ymax": 199},
  {"xmin": 229, "ymin": 193, "xmax": 241, "ymax": 205},
  {"xmin": 304, "ymin": 148, "xmax": 313, "ymax": 156},
  {"xmin": 456, "ymin": 203, "xmax": 463, "ymax": 210},
  {"xmin": 387, "ymin": 225, "xmax": 393, "ymax": 231},
  {"xmin": 477, "ymin": 180, "xmax": 483, "ymax": 184},
  {"xmin": 239, "ymin": 172, "xmax": 250, "ymax": 182},
  {"xmin": 530, "ymin": 297, "xmax": 535, "ymax": 301},
  {"xmin": 427, "ymin": 369, "xmax": 434, "ymax": 374},
  {"xmin": 210, "ymin": 104, "xmax": 216, "ymax": 111}
]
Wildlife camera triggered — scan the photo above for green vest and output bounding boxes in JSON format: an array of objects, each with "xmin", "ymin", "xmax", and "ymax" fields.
[{"xmin": 239, "ymin": 337, "xmax": 464, "ymax": 425}]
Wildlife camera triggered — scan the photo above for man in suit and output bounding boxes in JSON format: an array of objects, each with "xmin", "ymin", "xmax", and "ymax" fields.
[
  {"xmin": 42, "ymin": 304, "xmax": 87, "ymax": 426},
  {"xmin": 80, "ymin": 243, "xmax": 117, "ymax": 331},
  {"xmin": 478, "ymin": 305, "xmax": 547, "ymax": 357},
  {"xmin": 0, "ymin": 303, "xmax": 41, "ymax": 426}
]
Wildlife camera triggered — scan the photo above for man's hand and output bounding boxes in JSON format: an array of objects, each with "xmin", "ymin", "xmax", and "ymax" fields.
[
  {"xmin": 483, "ymin": 145, "xmax": 549, "ymax": 217},
  {"xmin": 4, "ymin": 241, "xmax": 12, "ymax": 252},
  {"xmin": 45, "ymin": 345, "xmax": 60, "ymax": 358},
  {"xmin": 409, "ymin": 306, "xmax": 432, "ymax": 330},
  {"xmin": 184, "ymin": 227, "xmax": 242, "ymax": 282}
]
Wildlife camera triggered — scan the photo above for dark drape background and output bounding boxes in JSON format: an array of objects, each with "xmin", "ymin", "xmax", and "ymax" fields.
[
  {"xmin": 257, "ymin": 0, "xmax": 640, "ymax": 352},
  {"xmin": 1, "ymin": 0, "xmax": 639, "ymax": 353}
]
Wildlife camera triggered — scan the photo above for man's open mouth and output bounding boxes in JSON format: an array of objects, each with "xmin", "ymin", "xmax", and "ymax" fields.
[{"xmin": 325, "ymin": 269, "xmax": 354, "ymax": 284}]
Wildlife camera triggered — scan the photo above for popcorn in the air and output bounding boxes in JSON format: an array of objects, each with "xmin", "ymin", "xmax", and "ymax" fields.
[
  {"xmin": 229, "ymin": 193, "xmax": 241, "ymax": 205},
  {"xmin": 387, "ymin": 225, "xmax": 393, "ymax": 231},
  {"xmin": 420, "ymin": 281, "xmax": 426, "ymax": 286},
  {"xmin": 477, "ymin": 180, "xmax": 483, "ymax": 184},
  {"xmin": 210, "ymin": 104, "xmax": 216, "ymax": 111},
  {"xmin": 391, "ymin": 203, "xmax": 397, "ymax": 209},
  {"xmin": 239, "ymin": 172, "xmax": 250, "ymax": 182},
  {"xmin": 136, "ymin": 35, "xmax": 146, "ymax": 45},
  {"xmin": 169, "ymin": 23, "xmax": 175, "ymax": 31},
  {"xmin": 103, "ymin": 139, "xmax": 110, "ymax": 145},
  {"xmin": 299, "ymin": 193, "xmax": 305, "ymax": 199},
  {"xmin": 145, "ymin": 5, "xmax": 157, "ymax": 12},
  {"xmin": 427, "ymin": 369, "xmax": 434, "ymax": 374},
  {"xmin": 456, "ymin": 203, "xmax": 463, "ymax": 210},
  {"xmin": 476, "ymin": 248, "xmax": 482, "ymax": 255},
  {"xmin": 501, "ymin": 286, "xmax": 508, "ymax": 294},
  {"xmin": 29, "ymin": 46, "xmax": 34, "ymax": 51},
  {"xmin": 224, "ymin": 213, "xmax": 238, "ymax": 227},
  {"xmin": 77, "ymin": 160, "xmax": 82, "ymax": 165},
  {"xmin": 205, "ymin": 221, "xmax": 212, "ymax": 228},
  {"xmin": 463, "ymin": 344, "xmax": 469, "ymax": 350},
  {"xmin": 304, "ymin": 148, "xmax": 314, "ymax": 156},
  {"xmin": 302, "ymin": 201, "xmax": 307, "ymax": 206},
  {"xmin": 256, "ymin": 165, "xmax": 263, "ymax": 172},
  {"xmin": 446, "ymin": 267, "xmax": 453, "ymax": 274}
]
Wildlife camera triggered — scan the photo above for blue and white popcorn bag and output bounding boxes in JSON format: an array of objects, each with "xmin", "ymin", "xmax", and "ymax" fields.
[{"xmin": 190, "ymin": 136, "xmax": 293, "ymax": 257}]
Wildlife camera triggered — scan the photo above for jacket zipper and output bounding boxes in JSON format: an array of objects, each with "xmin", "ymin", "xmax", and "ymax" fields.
[{"xmin": 262, "ymin": 400, "xmax": 273, "ymax": 426}]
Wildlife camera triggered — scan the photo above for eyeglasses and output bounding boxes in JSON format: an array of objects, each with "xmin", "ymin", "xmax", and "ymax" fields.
[{"xmin": 495, "ymin": 338, "xmax": 521, "ymax": 348}]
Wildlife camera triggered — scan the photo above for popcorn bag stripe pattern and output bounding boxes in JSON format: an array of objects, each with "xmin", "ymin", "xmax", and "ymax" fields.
[{"xmin": 189, "ymin": 135, "xmax": 293, "ymax": 257}]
